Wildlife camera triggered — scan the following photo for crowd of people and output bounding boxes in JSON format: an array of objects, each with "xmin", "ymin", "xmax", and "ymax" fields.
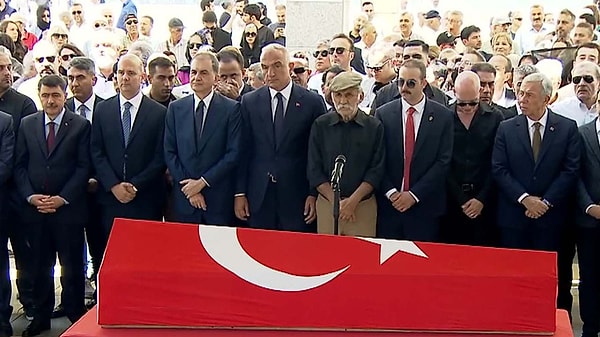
[{"xmin": 0, "ymin": 0, "xmax": 599, "ymax": 336}]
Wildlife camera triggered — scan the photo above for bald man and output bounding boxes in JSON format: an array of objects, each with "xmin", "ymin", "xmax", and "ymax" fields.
[
  {"xmin": 91, "ymin": 54, "xmax": 167, "ymax": 241},
  {"xmin": 443, "ymin": 71, "xmax": 504, "ymax": 246}
]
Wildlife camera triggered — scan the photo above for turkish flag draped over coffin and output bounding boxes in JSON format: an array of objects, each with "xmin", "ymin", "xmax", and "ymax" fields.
[{"xmin": 97, "ymin": 219, "xmax": 557, "ymax": 333}]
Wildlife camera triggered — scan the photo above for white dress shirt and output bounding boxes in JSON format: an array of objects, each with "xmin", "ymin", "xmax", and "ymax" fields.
[
  {"xmin": 120, "ymin": 91, "xmax": 144, "ymax": 131},
  {"xmin": 551, "ymin": 97, "xmax": 597, "ymax": 127},
  {"xmin": 384, "ymin": 96, "xmax": 426, "ymax": 201},
  {"xmin": 193, "ymin": 90, "xmax": 215, "ymax": 135},
  {"xmin": 514, "ymin": 25, "xmax": 552, "ymax": 55},
  {"xmin": 517, "ymin": 109, "xmax": 549, "ymax": 203},
  {"xmin": 268, "ymin": 80, "xmax": 293, "ymax": 120},
  {"xmin": 156, "ymin": 38, "xmax": 189, "ymax": 68},
  {"xmin": 73, "ymin": 95, "xmax": 96, "ymax": 123}
]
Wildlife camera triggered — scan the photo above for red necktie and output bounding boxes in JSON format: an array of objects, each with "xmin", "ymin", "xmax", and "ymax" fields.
[
  {"xmin": 47, "ymin": 121, "xmax": 56, "ymax": 153},
  {"xmin": 403, "ymin": 107, "xmax": 416, "ymax": 191}
]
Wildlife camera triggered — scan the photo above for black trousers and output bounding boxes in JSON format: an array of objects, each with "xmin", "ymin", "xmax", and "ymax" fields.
[
  {"xmin": 441, "ymin": 198, "xmax": 498, "ymax": 247},
  {"xmin": 6, "ymin": 206, "xmax": 35, "ymax": 315},
  {"xmin": 0, "ymin": 211, "xmax": 12, "ymax": 323},
  {"xmin": 557, "ymin": 225, "xmax": 576, "ymax": 317},
  {"xmin": 26, "ymin": 218, "xmax": 86, "ymax": 323},
  {"xmin": 577, "ymin": 226, "xmax": 600, "ymax": 336}
]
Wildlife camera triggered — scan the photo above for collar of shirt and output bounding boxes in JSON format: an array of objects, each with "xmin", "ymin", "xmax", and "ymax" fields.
[
  {"xmin": 526, "ymin": 108, "xmax": 549, "ymax": 130},
  {"xmin": 75, "ymin": 95, "xmax": 95, "ymax": 114},
  {"xmin": 120, "ymin": 91, "xmax": 143, "ymax": 117},
  {"xmin": 529, "ymin": 25, "xmax": 551, "ymax": 33},
  {"xmin": 329, "ymin": 109, "xmax": 368, "ymax": 126},
  {"xmin": 401, "ymin": 96, "xmax": 426, "ymax": 116},
  {"xmin": 194, "ymin": 90, "xmax": 215, "ymax": 111},
  {"xmin": 269, "ymin": 80, "xmax": 293, "ymax": 102},
  {"xmin": 45, "ymin": 108, "xmax": 65, "ymax": 125}
]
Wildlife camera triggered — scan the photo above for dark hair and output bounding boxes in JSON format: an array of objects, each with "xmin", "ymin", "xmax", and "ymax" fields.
[
  {"xmin": 0, "ymin": 33, "xmax": 15, "ymax": 57},
  {"xmin": 59, "ymin": 43, "xmax": 85, "ymax": 57},
  {"xmin": 362, "ymin": 1, "xmax": 373, "ymax": 6},
  {"xmin": 331, "ymin": 33, "xmax": 355, "ymax": 50},
  {"xmin": 470, "ymin": 62, "xmax": 496, "ymax": 76},
  {"xmin": 393, "ymin": 39, "xmax": 407, "ymax": 48},
  {"xmin": 148, "ymin": 56, "xmax": 175, "ymax": 76},
  {"xmin": 200, "ymin": 0, "xmax": 214, "ymax": 11},
  {"xmin": 38, "ymin": 74, "xmax": 67, "ymax": 91},
  {"xmin": 0, "ymin": 21, "xmax": 26, "ymax": 63},
  {"xmin": 192, "ymin": 51, "xmax": 219, "ymax": 74},
  {"xmin": 321, "ymin": 64, "xmax": 345, "ymax": 83},
  {"xmin": 576, "ymin": 22, "xmax": 595, "ymax": 36},
  {"xmin": 460, "ymin": 25, "xmax": 480, "ymax": 41},
  {"xmin": 185, "ymin": 32, "xmax": 211, "ymax": 63},
  {"xmin": 576, "ymin": 42, "xmax": 600, "ymax": 57},
  {"xmin": 202, "ymin": 10, "xmax": 218, "ymax": 23},
  {"xmin": 401, "ymin": 59, "xmax": 427, "ymax": 79},
  {"xmin": 69, "ymin": 56, "xmax": 96, "ymax": 74},
  {"xmin": 217, "ymin": 46, "xmax": 244, "ymax": 67},
  {"xmin": 580, "ymin": 13, "xmax": 596, "ymax": 27},
  {"xmin": 141, "ymin": 15, "xmax": 154, "ymax": 25},
  {"xmin": 405, "ymin": 39, "xmax": 429, "ymax": 54},
  {"xmin": 243, "ymin": 4, "xmax": 261, "ymax": 21}
]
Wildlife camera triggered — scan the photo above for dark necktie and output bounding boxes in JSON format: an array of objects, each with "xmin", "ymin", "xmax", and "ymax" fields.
[
  {"xmin": 122, "ymin": 101, "xmax": 132, "ymax": 147},
  {"xmin": 273, "ymin": 92, "xmax": 285, "ymax": 148},
  {"xmin": 195, "ymin": 100, "xmax": 205, "ymax": 146},
  {"xmin": 47, "ymin": 121, "xmax": 56, "ymax": 153},
  {"xmin": 78, "ymin": 104, "xmax": 88, "ymax": 119},
  {"xmin": 532, "ymin": 122, "xmax": 542, "ymax": 162},
  {"xmin": 403, "ymin": 107, "xmax": 416, "ymax": 191}
]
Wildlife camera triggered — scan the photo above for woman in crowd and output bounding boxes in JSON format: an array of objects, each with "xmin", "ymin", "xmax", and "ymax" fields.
[
  {"xmin": 32, "ymin": 5, "xmax": 50, "ymax": 39},
  {"xmin": 491, "ymin": 32, "xmax": 513, "ymax": 56},
  {"xmin": 179, "ymin": 31, "xmax": 211, "ymax": 85},
  {"xmin": 241, "ymin": 23, "xmax": 260, "ymax": 68},
  {"xmin": 58, "ymin": 43, "xmax": 85, "ymax": 76},
  {"xmin": 0, "ymin": 20, "xmax": 26, "ymax": 63}
]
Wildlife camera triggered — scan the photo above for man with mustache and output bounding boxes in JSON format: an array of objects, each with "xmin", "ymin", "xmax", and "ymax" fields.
[
  {"xmin": 514, "ymin": 4, "xmax": 552, "ymax": 55},
  {"xmin": 307, "ymin": 71, "xmax": 384, "ymax": 236},
  {"xmin": 88, "ymin": 29, "xmax": 119, "ymax": 99},
  {"xmin": 17, "ymin": 40, "xmax": 59, "ymax": 110}
]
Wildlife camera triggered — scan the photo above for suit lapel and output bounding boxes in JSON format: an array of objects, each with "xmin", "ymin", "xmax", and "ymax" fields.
[
  {"xmin": 584, "ymin": 119, "xmax": 600, "ymax": 164},
  {"xmin": 515, "ymin": 115, "xmax": 535, "ymax": 163},
  {"xmin": 535, "ymin": 112, "xmax": 558, "ymax": 167},
  {"xmin": 66, "ymin": 98, "xmax": 75, "ymax": 112},
  {"xmin": 394, "ymin": 100, "xmax": 405, "ymax": 160},
  {"xmin": 198, "ymin": 93, "xmax": 224, "ymax": 152},
  {"xmin": 48, "ymin": 112, "xmax": 73, "ymax": 157},
  {"xmin": 128, "ymin": 96, "xmax": 149, "ymax": 145},
  {"xmin": 278, "ymin": 85, "xmax": 303, "ymax": 151},
  {"xmin": 258, "ymin": 88, "xmax": 275, "ymax": 148},
  {"xmin": 413, "ymin": 100, "xmax": 434, "ymax": 157},
  {"xmin": 34, "ymin": 112, "xmax": 48, "ymax": 158}
]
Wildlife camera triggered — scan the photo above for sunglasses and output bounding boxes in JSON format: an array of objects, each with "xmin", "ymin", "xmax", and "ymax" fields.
[
  {"xmin": 60, "ymin": 54, "xmax": 76, "ymax": 61},
  {"xmin": 42, "ymin": 14, "xmax": 50, "ymax": 18},
  {"xmin": 72, "ymin": 10, "xmax": 82, "ymax": 15},
  {"xmin": 456, "ymin": 101, "xmax": 479, "ymax": 107},
  {"xmin": 52, "ymin": 34, "xmax": 68, "ymax": 39},
  {"xmin": 313, "ymin": 50, "xmax": 328, "ymax": 58},
  {"xmin": 245, "ymin": 32, "xmax": 257, "ymax": 37},
  {"xmin": 188, "ymin": 43, "xmax": 203, "ymax": 49},
  {"xmin": 329, "ymin": 47, "xmax": 347, "ymax": 55},
  {"xmin": 573, "ymin": 75, "xmax": 595, "ymax": 84},
  {"xmin": 293, "ymin": 67, "xmax": 307, "ymax": 74},
  {"xmin": 94, "ymin": 22, "xmax": 107, "ymax": 28},
  {"xmin": 125, "ymin": 20, "xmax": 138, "ymax": 25},
  {"xmin": 403, "ymin": 54, "xmax": 423, "ymax": 60},
  {"xmin": 367, "ymin": 60, "xmax": 390, "ymax": 72},
  {"xmin": 398, "ymin": 78, "xmax": 418, "ymax": 88},
  {"xmin": 36, "ymin": 56, "xmax": 56, "ymax": 63}
]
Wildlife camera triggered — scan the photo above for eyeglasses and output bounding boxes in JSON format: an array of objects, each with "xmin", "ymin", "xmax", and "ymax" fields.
[
  {"xmin": 329, "ymin": 47, "xmax": 347, "ymax": 55},
  {"xmin": 188, "ymin": 43, "xmax": 203, "ymax": 49},
  {"xmin": 398, "ymin": 78, "xmax": 418, "ymax": 88},
  {"xmin": 313, "ymin": 50, "xmax": 329, "ymax": 58},
  {"xmin": 293, "ymin": 67, "xmax": 307, "ymax": 74},
  {"xmin": 52, "ymin": 34, "xmax": 68, "ymax": 39},
  {"xmin": 403, "ymin": 53, "xmax": 423, "ymax": 60},
  {"xmin": 573, "ymin": 75, "xmax": 595, "ymax": 84},
  {"xmin": 94, "ymin": 22, "xmax": 107, "ymax": 28},
  {"xmin": 36, "ymin": 56, "xmax": 56, "ymax": 63},
  {"xmin": 60, "ymin": 54, "xmax": 76, "ymax": 61},
  {"xmin": 367, "ymin": 60, "xmax": 390, "ymax": 72},
  {"xmin": 456, "ymin": 101, "xmax": 479, "ymax": 107},
  {"xmin": 125, "ymin": 20, "xmax": 138, "ymax": 25},
  {"xmin": 245, "ymin": 32, "xmax": 257, "ymax": 37},
  {"xmin": 72, "ymin": 10, "xmax": 82, "ymax": 15}
]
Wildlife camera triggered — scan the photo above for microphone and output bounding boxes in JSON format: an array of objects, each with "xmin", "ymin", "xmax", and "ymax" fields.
[{"xmin": 331, "ymin": 155, "xmax": 346, "ymax": 185}]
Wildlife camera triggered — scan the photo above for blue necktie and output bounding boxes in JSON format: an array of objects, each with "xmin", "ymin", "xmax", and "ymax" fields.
[
  {"xmin": 273, "ymin": 92, "xmax": 285, "ymax": 148},
  {"xmin": 122, "ymin": 101, "xmax": 132, "ymax": 147}
]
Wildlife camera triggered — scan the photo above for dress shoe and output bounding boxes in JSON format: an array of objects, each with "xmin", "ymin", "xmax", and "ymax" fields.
[
  {"xmin": 21, "ymin": 319, "xmax": 50, "ymax": 337},
  {"xmin": 51, "ymin": 304, "xmax": 66, "ymax": 318},
  {"xmin": 85, "ymin": 299, "xmax": 96, "ymax": 310}
]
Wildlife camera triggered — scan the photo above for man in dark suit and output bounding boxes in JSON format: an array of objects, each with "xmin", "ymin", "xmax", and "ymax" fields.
[
  {"xmin": 235, "ymin": 44, "xmax": 326, "ymax": 232},
  {"xmin": 14, "ymin": 75, "xmax": 90, "ymax": 336},
  {"xmin": 470, "ymin": 62, "xmax": 518, "ymax": 120},
  {"xmin": 492, "ymin": 72, "xmax": 580, "ymax": 253},
  {"xmin": 375, "ymin": 59, "xmax": 453, "ymax": 242},
  {"xmin": 91, "ymin": 54, "xmax": 166, "ymax": 240},
  {"xmin": 371, "ymin": 40, "xmax": 449, "ymax": 114},
  {"xmin": 0, "ymin": 111, "xmax": 13, "ymax": 337},
  {"xmin": 203, "ymin": 11, "xmax": 232, "ymax": 52},
  {"xmin": 576, "ymin": 114, "xmax": 600, "ymax": 337},
  {"xmin": 216, "ymin": 47, "xmax": 253, "ymax": 101},
  {"xmin": 165, "ymin": 51, "xmax": 240, "ymax": 225}
]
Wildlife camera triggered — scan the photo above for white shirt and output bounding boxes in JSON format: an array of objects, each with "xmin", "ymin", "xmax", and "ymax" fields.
[
  {"xmin": 555, "ymin": 83, "xmax": 575, "ymax": 103},
  {"xmin": 73, "ymin": 95, "xmax": 96, "ymax": 123},
  {"xmin": 384, "ymin": 96, "xmax": 426, "ymax": 201},
  {"xmin": 156, "ymin": 38, "xmax": 189, "ymax": 68},
  {"xmin": 193, "ymin": 90, "xmax": 215, "ymax": 134},
  {"xmin": 517, "ymin": 109, "xmax": 549, "ymax": 204},
  {"xmin": 120, "ymin": 91, "xmax": 144, "ymax": 131},
  {"xmin": 307, "ymin": 71, "xmax": 324, "ymax": 95},
  {"xmin": 172, "ymin": 83, "xmax": 192, "ymax": 98},
  {"xmin": 94, "ymin": 73, "xmax": 117, "ymax": 100},
  {"xmin": 494, "ymin": 86, "xmax": 517, "ymax": 108},
  {"xmin": 268, "ymin": 80, "xmax": 293, "ymax": 120},
  {"xmin": 515, "ymin": 25, "xmax": 552, "ymax": 55},
  {"xmin": 551, "ymin": 97, "xmax": 597, "ymax": 127}
]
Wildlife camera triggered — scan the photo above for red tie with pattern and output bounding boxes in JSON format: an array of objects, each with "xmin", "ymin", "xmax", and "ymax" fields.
[
  {"xmin": 47, "ymin": 121, "xmax": 56, "ymax": 153},
  {"xmin": 403, "ymin": 107, "xmax": 416, "ymax": 191}
]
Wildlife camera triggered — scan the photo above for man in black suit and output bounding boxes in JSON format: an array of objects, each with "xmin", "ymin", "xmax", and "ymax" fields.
[
  {"xmin": 235, "ymin": 44, "xmax": 326, "ymax": 232},
  {"xmin": 91, "ymin": 54, "xmax": 166, "ymax": 241},
  {"xmin": 14, "ymin": 75, "xmax": 90, "ymax": 336},
  {"xmin": 470, "ymin": 62, "xmax": 518, "ymax": 120},
  {"xmin": 0, "ymin": 111, "xmax": 13, "ymax": 337},
  {"xmin": 371, "ymin": 40, "xmax": 449, "ymax": 114},
  {"xmin": 203, "ymin": 11, "xmax": 232, "ymax": 52},
  {"xmin": 375, "ymin": 60, "xmax": 453, "ymax": 242},
  {"xmin": 576, "ymin": 112, "xmax": 600, "ymax": 337},
  {"xmin": 216, "ymin": 47, "xmax": 253, "ymax": 101},
  {"xmin": 165, "ymin": 51, "xmax": 240, "ymax": 225}
]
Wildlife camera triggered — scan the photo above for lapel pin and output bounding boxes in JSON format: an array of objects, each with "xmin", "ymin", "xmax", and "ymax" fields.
[
  {"xmin": 428, "ymin": 115, "xmax": 433, "ymax": 122},
  {"xmin": 550, "ymin": 126, "xmax": 555, "ymax": 131},
  {"xmin": 296, "ymin": 102, "xmax": 301, "ymax": 107}
]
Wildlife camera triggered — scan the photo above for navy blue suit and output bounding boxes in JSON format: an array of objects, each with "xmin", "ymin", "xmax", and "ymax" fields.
[
  {"xmin": 0, "ymin": 112, "xmax": 13, "ymax": 325},
  {"xmin": 375, "ymin": 98, "xmax": 454, "ymax": 241},
  {"xmin": 492, "ymin": 111, "xmax": 580, "ymax": 251},
  {"xmin": 237, "ymin": 84, "xmax": 326, "ymax": 232},
  {"xmin": 91, "ymin": 95, "xmax": 166, "ymax": 235},
  {"xmin": 164, "ymin": 92, "xmax": 241, "ymax": 225}
]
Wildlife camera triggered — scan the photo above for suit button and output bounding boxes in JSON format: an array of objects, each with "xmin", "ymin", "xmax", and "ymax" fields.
[
  {"xmin": 46, "ymin": 166, "xmax": 50, "ymax": 169},
  {"xmin": 533, "ymin": 176, "xmax": 536, "ymax": 180}
]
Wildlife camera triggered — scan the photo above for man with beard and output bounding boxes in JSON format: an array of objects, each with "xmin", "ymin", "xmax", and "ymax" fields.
[
  {"xmin": 89, "ymin": 29, "xmax": 119, "ymax": 99},
  {"xmin": 470, "ymin": 62, "xmax": 517, "ymax": 119},
  {"xmin": 461, "ymin": 26, "xmax": 491, "ymax": 61},
  {"xmin": 17, "ymin": 40, "xmax": 59, "ymax": 110},
  {"xmin": 307, "ymin": 39, "xmax": 331, "ymax": 96},
  {"xmin": 146, "ymin": 56, "xmax": 177, "ymax": 108},
  {"xmin": 216, "ymin": 46, "xmax": 253, "ymax": 101},
  {"xmin": 442, "ymin": 71, "xmax": 503, "ymax": 246}
]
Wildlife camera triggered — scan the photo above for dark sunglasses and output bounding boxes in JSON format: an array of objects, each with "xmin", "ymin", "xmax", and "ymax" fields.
[
  {"xmin": 125, "ymin": 20, "xmax": 138, "ymax": 25},
  {"xmin": 245, "ymin": 32, "xmax": 257, "ymax": 37},
  {"xmin": 313, "ymin": 50, "xmax": 328, "ymax": 58},
  {"xmin": 60, "ymin": 54, "xmax": 76, "ymax": 61},
  {"xmin": 457, "ymin": 101, "xmax": 479, "ymax": 107},
  {"xmin": 293, "ymin": 67, "xmax": 307, "ymax": 74},
  {"xmin": 403, "ymin": 54, "xmax": 423, "ymax": 60},
  {"xmin": 398, "ymin": 78, "xmax": 418, "ymax": 88},
  {"xmin": 514, "ymin": 18, "xmax": 523, "ymax": 21},
  {"xmin": 52, "ymin": 34, "xmax": 68, "ymax": 39},
  {"xmin": 188, "ymin": 43, "xmax": 203, "ymax": 49},
  {"xmin": 367, "ymin": 60, "xmax": 390, "ymax": 72},
  {"xmin": 94, "ymin": 22, "xmax": 107, "ymax": 28},
  {"xmin": 36, "ymin": 56, "xmax": 56, "ymax": 63},
  {"xmin": 329, "ymin": 47, "xmax": 347, "ymax": 55},
  {"xmin": 72, "ymin": 10, "xmax": 82, "ymax": 15},
  {"xmin": 573, "ymin": 75, "xmax": 595, "ymax": 84}
]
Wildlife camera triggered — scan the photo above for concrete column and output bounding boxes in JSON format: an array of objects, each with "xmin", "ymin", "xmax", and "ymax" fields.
[{"xmin": 286, "ymin": 0, "xmax": 346, "ymax": 53}]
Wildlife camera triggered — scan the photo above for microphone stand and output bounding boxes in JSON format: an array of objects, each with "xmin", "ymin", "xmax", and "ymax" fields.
[{"xmin": 332, "ymin": 174, "xmax": 341, "ymax": 236}]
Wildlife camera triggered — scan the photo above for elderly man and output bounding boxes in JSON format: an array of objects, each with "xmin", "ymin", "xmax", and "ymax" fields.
[
  {"xmin": 89, "ymin": 29, "xmax": 119, "ymax": 100},
  {"xmin": 394, "ymin": 11, "xmax": 423, "ymax": 41},
  {"xmin": 535, "ymin": 59, "xmax": 563, "ymax": 105},
  {"xmin": 556, "ymin": 43, "xmax": 600, "ymax": 103},
  {"xmin": 307, "ymin": 72, "xmax": 384, "ymax": 236},
  {"xmin": 514, "ymin": 5, "xmax": 552, "ymax": 54},
  {"xmin": 512, "ymin": 64, "xmax": 540, "ymax": 115},
  {"xmin": 307, "ymin": 39, "xmax": 331, "ymax": 96},
  {"xmin": 552, "ymin": 61, "xmax": 599, "ymax": 127},
  {"xmin": 443, "ymin": 71, "xmax": 503, "ymax": 246},
  {"xmin": 17, "ymin": 40, "xmax": 59, "ymax": 110}
]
